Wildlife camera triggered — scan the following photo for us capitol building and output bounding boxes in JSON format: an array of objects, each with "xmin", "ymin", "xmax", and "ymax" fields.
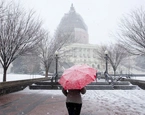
[{"xmin": 57, "ymin": 4, "xmax": 105, "ymax": 73}]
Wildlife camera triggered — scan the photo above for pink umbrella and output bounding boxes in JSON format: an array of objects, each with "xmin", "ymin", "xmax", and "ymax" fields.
[{"xmin": 59, "ymin": 65, "xmax": 97, "ymax": 90}]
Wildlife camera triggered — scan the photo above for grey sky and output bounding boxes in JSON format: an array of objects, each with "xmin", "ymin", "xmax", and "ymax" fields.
[{"xmin": 13, "ymin": 0, "xmax": 145, "ymax": 44}]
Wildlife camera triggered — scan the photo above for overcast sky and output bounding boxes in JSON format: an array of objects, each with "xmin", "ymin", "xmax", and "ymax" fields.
[{"xmin": 13, "ymin": 0, "xmax": 145, "ymax": 45}]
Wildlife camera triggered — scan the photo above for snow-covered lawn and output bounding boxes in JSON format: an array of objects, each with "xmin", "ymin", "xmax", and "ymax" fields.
[
  {"xmin": 131, "ymin": 77, "xmax": 145, "ymax": 81},
  {"xmin": 0, "ymin": 73, "xmax": 145, "ymax": 82},
  {"xmin": 0, "ymin": 73, "xmax": 44, "ymax": 82}
]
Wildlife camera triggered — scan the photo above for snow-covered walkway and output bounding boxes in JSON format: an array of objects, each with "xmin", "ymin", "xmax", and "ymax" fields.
[
  {"xmin": 0, "ymin": 87, "xmax": 145, "ymax": 115},
  {"xmin": 0, "ymin": 74, "xmax": 145, "ymax": 114}
]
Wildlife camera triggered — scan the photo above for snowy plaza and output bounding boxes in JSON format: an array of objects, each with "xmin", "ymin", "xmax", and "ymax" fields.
[{"xmin": 0, "ymin": 74, "xmax": 145, "ymax": 115}]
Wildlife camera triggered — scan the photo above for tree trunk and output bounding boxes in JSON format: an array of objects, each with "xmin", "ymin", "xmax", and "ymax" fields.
[
  {"xmin": 3, "ymin": 67, "xmax": 8, "ymax": 82},
  {"xmin": 45, "ymin": 68, "xmax": 49, "ymax": 77},
  {"xmin": 113, "ymin": 67, "xmax": 116, "ymax": 77},
  {"xmin": 113, "ymin": 69, "xmax": 116, "ymax": 79},
  {"xmin": 114, "ymin": 71, "xmax": 116, "ymax": 77}
]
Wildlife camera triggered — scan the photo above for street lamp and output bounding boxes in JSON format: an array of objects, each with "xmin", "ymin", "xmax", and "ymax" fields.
[
  {"xmin": 104, "ymin": 50, "xmax": 114, "ymax": 85},
  {"xmin": 105, "ymin": 50, "xmax": 108, "ymax": 74},
  {"xmin": 104, "ymin": 50, "xmax": 109, "ymax": 82},
  {"xmin": 55, "ymin": 50, "xmax": 58, "ymax": 82}
]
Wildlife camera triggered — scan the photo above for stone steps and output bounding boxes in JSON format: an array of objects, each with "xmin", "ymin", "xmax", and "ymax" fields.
[
  {"xmin": 29, "ymin": 81, "xmax": 138, "ymax": 90},
  {"xmin": 33, "ymin": 81, "xmax": 130, "ymax": 85},
  {"xmin": 29, "ymin": 85, "xmax": 61, "ymax": 90},
  {"xmin": 113, "ymin": 85, "xmax": 138, "ymax": 90}
]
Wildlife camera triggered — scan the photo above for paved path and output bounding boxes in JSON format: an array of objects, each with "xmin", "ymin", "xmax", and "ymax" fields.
[
  {"xmin": 0, "ymin": 87, "xmax": 145, "ymax": 115},
  {"xmin": 0, "ymin": 88, "xmax": 67, "ymax": 115}
]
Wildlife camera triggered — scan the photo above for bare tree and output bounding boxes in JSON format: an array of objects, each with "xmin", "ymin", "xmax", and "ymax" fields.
[
  {"xmin": 11, "ymin": 54, "xmax": 41, "ymax": 74},
  {"xmin": 0, "ymin": 2, "xmax": 44, "ymax": 81},
  {"xmin": 38, "ymin": 32, "xmax": 53, "ymax": 77},
  {"xmin": 117, "ymin": 8, "xmax": 145, "ymax": 55},
  {"xmin": 38, "ymin": 30, "xmax": 74, "ymax": 77},
  {"xmin": 96, "ymin": 43, "xmax": 127, "ymax": 76},
  {"xmin": 107, "ymin": 44, "xmax": 127, "ymax": 76},
  {"xmin": 96, "ymin": 44, "xmax": 107, "ymax": 61},
  {"xmin": 0, "ymin": 1, "xmax": 6, "ymax": 19}
]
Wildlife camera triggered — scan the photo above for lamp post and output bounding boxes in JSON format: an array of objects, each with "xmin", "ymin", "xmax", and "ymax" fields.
[
  {"xmin": 104, "ymin": 50, "xmax": 114, "ymax": 85},
  {"xmin": 104, "ymin": 50, "xmax": 109, "ymax": 82},
  {"xmin": 55, "ymin": 50, "xmax": 58, "ymax": 82},
  {"xmin": 105, "ymin": 50, "xmax": 108, "ymax": 74}
]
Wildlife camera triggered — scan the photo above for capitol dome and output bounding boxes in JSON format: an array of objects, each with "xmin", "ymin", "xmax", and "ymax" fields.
[{"xmin": 56, "ymin": 4, "xmax": 89, "ymax": 44}]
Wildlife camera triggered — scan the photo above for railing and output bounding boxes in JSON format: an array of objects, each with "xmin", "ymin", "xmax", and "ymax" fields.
[
  {"xmin": 50, "ymin": 73, "xmax": 60, "ymax": 88},
  {"xmin": 104, "ymin": 72, "xmax": 114, "ymax": 87}
]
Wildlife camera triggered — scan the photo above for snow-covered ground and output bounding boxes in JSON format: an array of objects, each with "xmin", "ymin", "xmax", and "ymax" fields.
[
  {"xmin": 0, "ymin": 74, "xmax": 145, "ymax": 114},
  {"xmin": 0, "ymin": 73, "xmax": 145, "ymax": 82},
  {"xmin": 0, "ymin": 73, "xmax": 44, "ymax": 82},
  {"xmin": 131, "ymin": 77, "xmax": 145, "ymax": 80},
  {"xmin": 19, "ymin": 88, "xmax": 145, "ymax": 115},
  {"xmin": 82, "ymin": 90, "xmax": 145, "ymax": 115}
]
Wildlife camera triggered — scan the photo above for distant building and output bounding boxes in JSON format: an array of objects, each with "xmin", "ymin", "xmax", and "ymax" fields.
[
  {"xmin": 60, "ymin": 43, "xmax": 104, "ymax": 70},
  {"xmin": 56, "ymin": 4, "xmax": 89, "ymax": 44},
  {"xmin": 56, "ymin": 4, "xmax": 103, "ymax": 71}
]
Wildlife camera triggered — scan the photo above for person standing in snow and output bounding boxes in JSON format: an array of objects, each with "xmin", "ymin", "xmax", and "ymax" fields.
[{"xmin": 62, "ymin": 87, "xmax": 86, "ymax": 115}]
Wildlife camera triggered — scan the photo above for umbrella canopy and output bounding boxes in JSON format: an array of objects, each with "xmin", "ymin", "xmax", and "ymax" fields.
[{"xmin": 59, "ymin": 65, "xmax": 97, "ymax": 90}]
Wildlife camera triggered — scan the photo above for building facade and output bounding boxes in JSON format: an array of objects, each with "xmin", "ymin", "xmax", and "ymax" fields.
[{"xmin": 59, "ymin": 43, "xmax": 106, "ymax": 73}]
